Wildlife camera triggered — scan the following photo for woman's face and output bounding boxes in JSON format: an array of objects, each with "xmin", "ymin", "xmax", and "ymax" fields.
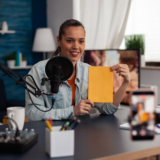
[{"xmin": 57, "ymin": 26, "xmax": 85, "ymax": 66}]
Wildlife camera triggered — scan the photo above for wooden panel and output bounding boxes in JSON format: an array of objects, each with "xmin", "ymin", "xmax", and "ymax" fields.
[
  {"xmin": 94, "ymin": 146, "xmax": 160, "ymax": 160},
  {"xmin": 0, "ymin": 0, "xmax": 32, "ymax": 100}
]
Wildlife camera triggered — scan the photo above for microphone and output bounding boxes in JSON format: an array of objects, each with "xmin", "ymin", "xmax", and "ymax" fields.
[{"xmin": 45, "ymin": 56, "xmax": 73, "ymax": 106}]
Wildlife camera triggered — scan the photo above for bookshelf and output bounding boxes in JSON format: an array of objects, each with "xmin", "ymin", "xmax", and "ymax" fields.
[
  {"xmin": 10, "ymin": 66, "xmax": 32, "ymax": 69},
  {"xmin": 0, "ymin": 30, "xmax": 16, "ymax": 35}
]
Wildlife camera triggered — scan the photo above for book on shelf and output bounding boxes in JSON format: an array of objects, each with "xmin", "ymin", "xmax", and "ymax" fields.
[{"xmin": 15, "ymin": 50, "xmax": 22, "ymax": 67}]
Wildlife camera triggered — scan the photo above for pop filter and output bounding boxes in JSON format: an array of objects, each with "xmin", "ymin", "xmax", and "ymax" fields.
[
  {"xmin": 45, "ymin": 56, "xmax": 73, "ymax": 81},
  {"xmin": 45, "ymin": 56, "xmax": 73, "ymax": 106}
]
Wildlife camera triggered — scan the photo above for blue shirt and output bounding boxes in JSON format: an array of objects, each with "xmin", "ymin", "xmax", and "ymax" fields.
[{"xmin": 25, "ymin": 59, "xmax": 119, "ymax": 121}]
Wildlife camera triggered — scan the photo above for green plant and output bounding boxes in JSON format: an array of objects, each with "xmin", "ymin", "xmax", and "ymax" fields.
[
  {"xmin": 125, "ymin": 34, "xmax": 145, "ymax": 55},
  {"xmin": 22, "ymin": 58, "xmax": 27, "ymax": 61},
  {"xmin": 4, "ymin": 54, "xmax": 15, "ymax": 61}
]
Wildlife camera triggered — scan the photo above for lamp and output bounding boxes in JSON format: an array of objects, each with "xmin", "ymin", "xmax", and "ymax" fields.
[{"xmin": 32, "ymin": 28, "xmax": 56, "ymax": 60}]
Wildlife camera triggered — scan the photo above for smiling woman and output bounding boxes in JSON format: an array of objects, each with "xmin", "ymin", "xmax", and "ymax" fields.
[
  {"xmin": 57, "ymin": 26, "xmax": 85, "ymax": 69},
  {"xmin": 25, "ymin": 19, "xmax": 130, "ymax": 121}
]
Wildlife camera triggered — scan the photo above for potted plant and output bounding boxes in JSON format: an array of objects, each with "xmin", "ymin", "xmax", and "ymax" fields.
[
  {"xmin": 22, "ymin": 58, "xmax": 27, "ymax": 67},
  {"xmin": 4, "ymin": 54, "xmax": 16, "ymax": 67},
  {"xmin": 125, "ymin": 34, "xmax": 145, "ymax": 66}
]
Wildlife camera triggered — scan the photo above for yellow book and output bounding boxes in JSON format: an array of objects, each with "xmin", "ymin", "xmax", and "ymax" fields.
[{"xmin": 88, "ymin": 66, "xmax": 113, "ymax": 103}]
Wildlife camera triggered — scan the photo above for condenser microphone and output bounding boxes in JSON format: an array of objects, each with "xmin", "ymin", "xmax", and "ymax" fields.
[{"xmin": 45, "ymin": 56, "xmax": 73, "ymax": 106}]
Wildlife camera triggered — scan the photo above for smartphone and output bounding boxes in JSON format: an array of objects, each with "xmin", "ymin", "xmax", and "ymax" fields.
[{"xmin": 130, "ymin": 89, "xmax": 156, "ymax": 140}]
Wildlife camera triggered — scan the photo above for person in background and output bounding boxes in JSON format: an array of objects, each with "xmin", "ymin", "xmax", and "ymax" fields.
[
  {"xmin": 25, "ymin": 19, "xmax": 130, "ymax": 121},
  {"xmin": 84, "ymin": 50, "xmax": 106, "ymax": 66}
]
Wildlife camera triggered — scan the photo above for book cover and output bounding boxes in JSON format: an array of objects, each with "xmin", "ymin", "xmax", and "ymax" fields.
[{"xmin": 88, "ymin": 66, "xmax": 113, "ymax": 103}]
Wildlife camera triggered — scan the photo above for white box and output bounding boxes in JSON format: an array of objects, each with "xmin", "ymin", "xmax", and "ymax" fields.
[{"xmin": 45, "ymin": 126, "xmax": 74, "ymax": 158}]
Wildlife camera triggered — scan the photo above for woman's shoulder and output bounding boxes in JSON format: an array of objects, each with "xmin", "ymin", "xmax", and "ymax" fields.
[
  {"xmin": 78, "ymin": 60, "xmax": 90, "ymax": 69},
  {"xmin": 32, "ymin": 59, "xmax": 49, "ymax": 71},
  {"xmin": 29, "ymin": 59, "xmax": 49, "ymax": 78},
  {"xmin": 76, "ymin": 61, "xmax": 90, "ymax": 82}
]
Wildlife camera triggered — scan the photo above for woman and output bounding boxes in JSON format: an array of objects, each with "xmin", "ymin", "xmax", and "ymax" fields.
[{"xmin": 25, "ymin": 19, "xmax": 130, "ymax": 121}]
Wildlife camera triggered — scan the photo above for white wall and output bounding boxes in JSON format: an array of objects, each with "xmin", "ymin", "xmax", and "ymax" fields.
[
  {"xmin": 47, "ymin": 0, "xmax": 73, "ymax": 45},
  {"xmin": 141, "ymin": 68, "xmax": 160, "ymax": 104}
]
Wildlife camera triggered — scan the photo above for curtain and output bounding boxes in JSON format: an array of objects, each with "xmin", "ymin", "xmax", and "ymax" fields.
[
  {"xmin": 79, "ymin": 0, "xmax": 131, "ymax": 49},
  {"xmin": 121, "ymin": 0, "xmax": 160, "ymax": 62}
]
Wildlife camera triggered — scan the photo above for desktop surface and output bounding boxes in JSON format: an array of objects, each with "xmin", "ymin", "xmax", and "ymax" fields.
[{"xmin": 0, "ymin": 106, "xmax": 160, "ymax": 160}]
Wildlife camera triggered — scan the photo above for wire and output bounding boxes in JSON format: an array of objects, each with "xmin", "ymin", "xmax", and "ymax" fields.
[
  {"xmin": 3, "ymin": 117, "xmax": 20, "ymax": 137},
  {"xmin": 23, "ymin": 74, "xmax": 39, "ymax": 89},
  {"xmin": 0, "ymin": 73, "xmax": 6, "ymax": 77},
  {"xmin": 24, "ymin": 74, "xmax": 52, "ymax": 96},
  {"xmin": 25, "ymin": 80, "xmax": 54, "ymax": 112},
  {"xmin": 0, "ymin": 72, "xmax": 13, "ymax": 78}
]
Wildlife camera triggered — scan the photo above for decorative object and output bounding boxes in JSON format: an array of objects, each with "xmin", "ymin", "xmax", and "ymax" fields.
[
  {"xmin": 4, "ymin": 54, "xmax": 16, "ymax": 68},
  {"xmin": 32, "ymin": 28, "xmax": 56, "ymax": 60},
  {"xmin": 15, "ymin": 50, "xmax": 22, "ymax": 67},
  {"xmin": 22, "ymin": 58, "xmax": 27, "ymax": 67},
  {"xmin": 125, "ymin": 34, "xmax": 145, "ymax": 67},
  {"xmin": 0, "ymin": 21, "xmax": 16, "ymax": 35}
]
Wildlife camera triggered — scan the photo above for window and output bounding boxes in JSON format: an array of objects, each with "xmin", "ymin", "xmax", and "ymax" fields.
[{"xmin": 120, "ymin": 0, "xmax": 160, "ymax": 62}]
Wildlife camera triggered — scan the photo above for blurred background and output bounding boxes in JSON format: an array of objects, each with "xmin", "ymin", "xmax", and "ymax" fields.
[{"xmin": 0, "ymin": 0, "xmax": 160, "ymax": 105}]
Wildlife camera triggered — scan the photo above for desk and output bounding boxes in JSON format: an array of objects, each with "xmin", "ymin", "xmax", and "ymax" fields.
[{"xmin": 0, "ymin": 106, "xmax": 160, "ymax": 160}]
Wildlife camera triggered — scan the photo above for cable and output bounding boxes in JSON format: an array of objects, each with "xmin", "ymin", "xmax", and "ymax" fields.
[
  {"xmin": 23, "ymin": 74, "xmax": 39, "ymax": 89},
  {"xmin": 24, "ymin": 74, "xmax": 52, "ymax": 96},
  {"xmin": 0, "ymin": 72, "xmax": 13, "ymax": 78},
  {"xmin": 0, "ymin": 73, "xmax": 6, "ymax": 77},
  {"xmin": 25, "ymin": 80, "xmax": 54, "ymax": 112},
  {"xmin": 3, "ymin": 117, "xmax": 20, "ymax": 138}
]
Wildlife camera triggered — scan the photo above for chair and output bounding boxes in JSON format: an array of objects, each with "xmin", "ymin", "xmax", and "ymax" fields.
[{"xmin": 0, "ymin": 78, "xmax": 25, "ymax": 123}]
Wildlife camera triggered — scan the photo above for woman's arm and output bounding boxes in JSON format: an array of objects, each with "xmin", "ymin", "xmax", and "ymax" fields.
[
  {"xmin": 25, "ymin": 99, "xmax": 74, "ymax": 121},
  {"xmin": 110, "ymin": 64, "xmax": 131, "ymax": 107},
  {"xmin": 93, "ymin": 64, "xmax": 130, "ymax": 115}
]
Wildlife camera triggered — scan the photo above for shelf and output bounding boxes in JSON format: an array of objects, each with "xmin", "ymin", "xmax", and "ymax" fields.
[
  {"xmin": 0, "ymin": 30, "xmax": 16, "ymax": 35},
  {"xmin": 10, "ymin": 66, "xmax": 32, "ymax": 69},
  {"xmin": 141, "ymin": 66, "xmax": 160, "ymax": 70}
]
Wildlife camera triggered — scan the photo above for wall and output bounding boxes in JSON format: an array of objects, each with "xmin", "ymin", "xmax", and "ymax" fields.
[
  {"xmin": 32, "ymin": 0, "xmax": 46, "ymax": 62},
  {"xmin": 0, "ymin": 0, "xmax": 33, "ymax": 65},
  {"xmin": 0, "ymin": 0, "xmax": 46, "ymax": 101},
  {"xmin": 47, "ymin": 0, "xmax": 73, "ymax": 47}
]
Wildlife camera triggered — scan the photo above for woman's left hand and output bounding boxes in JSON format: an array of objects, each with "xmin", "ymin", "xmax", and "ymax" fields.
[{"xmin": 110, "ymin": 64, "xmax": 130, "ymax": 83}]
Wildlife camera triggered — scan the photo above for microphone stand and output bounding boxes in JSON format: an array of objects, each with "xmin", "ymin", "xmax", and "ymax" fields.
[
  {"xmin": 0, "ymin": 62, "xmax": 42, "ymax": 97},
  {"xmin": 0, "ymin": 62, "xmax": 53, "ymax": 112}
]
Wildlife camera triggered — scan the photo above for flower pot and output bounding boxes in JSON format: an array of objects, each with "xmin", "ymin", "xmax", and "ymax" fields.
[
  {"xmin": 7, "ymin": 60, "xmax": 15, "ymax": 68},
  {"xmin": 22, "ymin": 61, "xmax": 27, "ymax": 67},
  {"xmin": 141, "ymin": 55, "xmax": 145, "ymax": 67}
]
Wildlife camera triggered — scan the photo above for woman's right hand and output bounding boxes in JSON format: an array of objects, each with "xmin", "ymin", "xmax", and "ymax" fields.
[{"xmin": 73, "ymin": 100, "xmax": 94, "ymax": 116}]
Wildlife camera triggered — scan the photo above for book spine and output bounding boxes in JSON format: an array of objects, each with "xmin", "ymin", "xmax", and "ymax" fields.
[
  {"xmin": 20, "ymin": 52, "xmax": 22, "ymax": 66},
  {"xmin": 15, "ymin": 52, "xmax": 17, "ymax": 66},
  {"xmin": 16, "ymin": 50, "xmax": 20, "ymax": 66}
]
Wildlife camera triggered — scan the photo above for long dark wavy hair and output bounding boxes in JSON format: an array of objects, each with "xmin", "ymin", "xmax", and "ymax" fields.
[{"xmin": 52, "ymin": 19, "xmax": 85, "ymax": 57}]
